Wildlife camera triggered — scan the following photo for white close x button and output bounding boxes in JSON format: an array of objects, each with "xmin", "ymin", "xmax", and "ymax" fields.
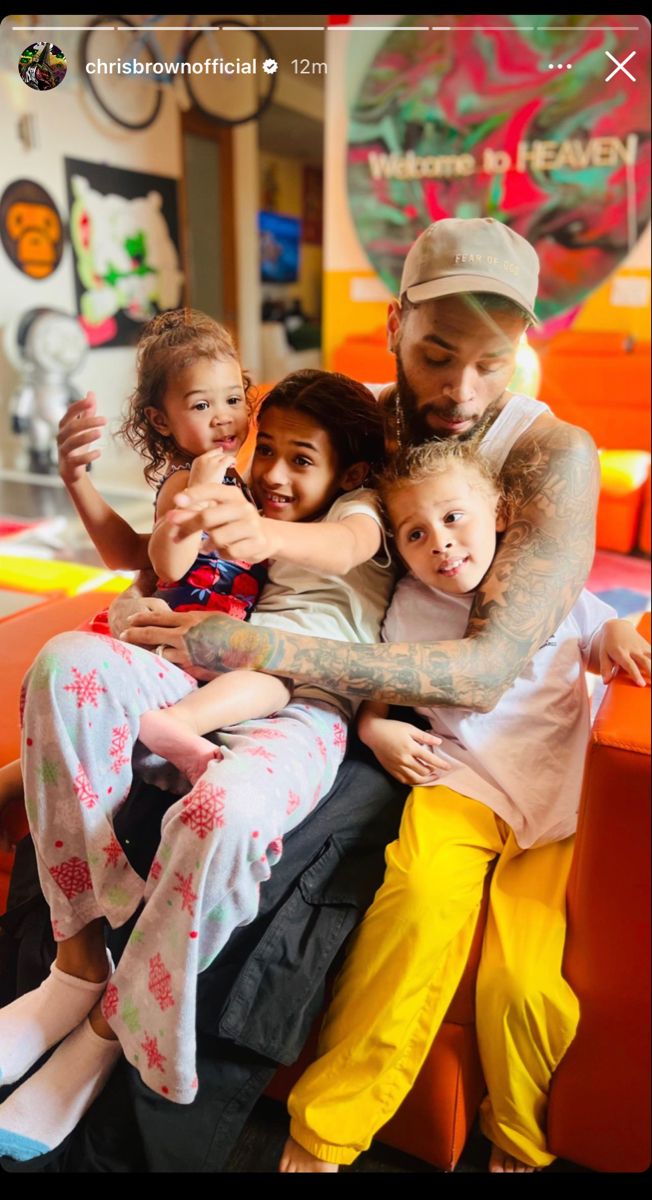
[{"xmin": 605, "ymin": 50, "xmax": 637, "ymax": 82}]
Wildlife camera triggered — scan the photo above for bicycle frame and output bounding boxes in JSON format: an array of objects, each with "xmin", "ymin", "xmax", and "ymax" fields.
[{"xmin": 119, "ymin": 15, "xmax": 204, "ymax": 86}]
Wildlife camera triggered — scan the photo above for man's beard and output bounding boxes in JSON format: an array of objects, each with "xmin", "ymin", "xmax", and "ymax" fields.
[{"xmin": 395, "ymin": 353, "xmax": 502, "ymax": 448}]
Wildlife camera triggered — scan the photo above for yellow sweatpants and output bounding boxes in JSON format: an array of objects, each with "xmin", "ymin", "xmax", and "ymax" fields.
[{"xmin": 288, "ymin": 786, "xmax": 579, "ymax": 1167}]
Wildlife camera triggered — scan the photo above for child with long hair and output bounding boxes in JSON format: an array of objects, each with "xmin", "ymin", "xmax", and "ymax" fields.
[
  {"xmin": 280, "ymin": 439, "xmax": 650, "ymax": 1174},
  {"xmin": 0, "ymin": 318, "xmax": 396, "ymax": 1163},
  {"xmin": 0, "ymin": 310, "xmax": 265, "ymax": 824}
]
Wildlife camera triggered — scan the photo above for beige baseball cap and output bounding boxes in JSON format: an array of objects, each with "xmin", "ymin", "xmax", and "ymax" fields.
[{"xmin": 399, "ymin": 217, "xmax": 540, "ymax": 322}]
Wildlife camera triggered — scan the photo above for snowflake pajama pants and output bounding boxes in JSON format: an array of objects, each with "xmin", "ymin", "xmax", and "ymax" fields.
[{"xmin": 21, "ymin": 631, "xmax": 347, "ymax": 1103}]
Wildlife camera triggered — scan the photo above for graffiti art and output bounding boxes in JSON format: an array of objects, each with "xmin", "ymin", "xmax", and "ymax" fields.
[
  {"xmin": 346, "ymin": 15, "xmax": 650, "ymax": 322},
  {"xmin": 64, "ymin": 159, "xmax": 184, "ymax": 347}
]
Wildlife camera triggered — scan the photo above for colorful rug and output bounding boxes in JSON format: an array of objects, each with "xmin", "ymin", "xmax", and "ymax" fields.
[
  {"xmin": 0, "ymin": 524, "xmax": 649, "ymax": 615},
  {"xmin": 588, "ymin": 550, "xmax": 651, "ymax": 618},
  {"xmin": 0, "ymin": 518, "xmax": 41, "ymax": 538}
]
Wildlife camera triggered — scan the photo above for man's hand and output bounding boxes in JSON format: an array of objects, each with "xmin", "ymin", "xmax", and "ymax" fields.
[
  {"xmin": 360, "ymin": 718, "xmax": 451, "ymax": 786},
  {"xmin": 597, "ymin": 619, "xmax": 651, "ymax": 687},
  {"xmin": 58, "ymin": 393, "xmax": 107, "ymax": 487},
  {"xmin": 167, "ymin": 483, "xmax": 275, "ymax": 563},
  {"xmin": 108, "ymin": 593, "xmax": 171, "ymax": 639},
  {"xmin": 120, "ymin": 607, "xmax": 221, "ymax": 678},
  {"xmin": 108, "ymin": 570, "xmax": 166, "ymax": 637}
]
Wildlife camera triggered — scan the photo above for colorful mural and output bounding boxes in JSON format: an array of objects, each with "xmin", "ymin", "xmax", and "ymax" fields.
[{"xmin": 346, "ymin": 15, "xmax": 650, "ymax": 323}]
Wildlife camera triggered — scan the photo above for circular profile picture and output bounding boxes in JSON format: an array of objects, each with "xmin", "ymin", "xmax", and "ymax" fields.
[{"xmin": 18, "ymin": 42, "xmax": 67, "ymax": 91}]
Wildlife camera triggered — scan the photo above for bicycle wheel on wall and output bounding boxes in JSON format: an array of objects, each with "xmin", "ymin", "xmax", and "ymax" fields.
[
  {"xmin": 185, "ymin": 20, "xmax": 278, "ymax": 126},
  {"xmin": 79, "ymin": 15, "xmax": 163, "ymax": 131}
]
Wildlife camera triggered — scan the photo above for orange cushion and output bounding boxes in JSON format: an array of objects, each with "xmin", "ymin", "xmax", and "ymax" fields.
[
  {"xmin": 332, "ymin": 331, "xmax": 396, "ymax": 385},
  {"xmin": 639, "ymin": 474, "xmax": 651, "ymax": 556},
  {"xmin": 539, "ymin": 332, "xmax": 651, "ymax": 454},
  {"xmin": 595, "ymin": 451, "xmax": 650, "ymax": 554}
]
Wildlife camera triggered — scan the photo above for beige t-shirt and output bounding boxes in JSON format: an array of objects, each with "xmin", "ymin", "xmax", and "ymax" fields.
[{"xmin": 251, "ymin": 488, "xmax": 395, "ymax": 719}]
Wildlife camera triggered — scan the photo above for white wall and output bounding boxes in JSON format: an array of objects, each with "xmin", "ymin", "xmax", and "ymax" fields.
[
  {"xmin": 233, "ymin": 120, "xmax": 261, "ymax": 377},
  {"xmin": 0, "ymin": 16, "xmax": 322, "ymax": 487},
  {"xmin": 0, "ymin": 18, "xmax": 182, "ymax": 490}
]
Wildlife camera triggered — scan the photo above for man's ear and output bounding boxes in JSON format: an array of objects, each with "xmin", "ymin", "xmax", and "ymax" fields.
[
  {"xmin": 339, "ymin": 461, "xmax": 370, "ymax": 492},
  {"xmin": 386, "ymin": 300, "xmax": 401, "ymax": 354},
  {"xmin": 145, "ymin": 406, "xmax": 170, "ymax": 436},
  {"xmin": 496, "ymin": 495, "xmax": 509, "ymax": 532}
]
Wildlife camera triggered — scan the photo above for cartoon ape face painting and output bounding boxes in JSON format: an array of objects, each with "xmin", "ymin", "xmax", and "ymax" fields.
[{"xmin": 0, "ymin": 180, "xmax": 63, "ymax": 279}]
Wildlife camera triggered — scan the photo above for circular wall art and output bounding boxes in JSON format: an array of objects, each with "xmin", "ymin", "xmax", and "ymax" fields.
[
  {"xmin": 346, "ymin": 16, "xmax": 650, "ymax": 322},
  {"xmin": 0, "ymin": 180, "xmax": 64, "ymax": 279}
]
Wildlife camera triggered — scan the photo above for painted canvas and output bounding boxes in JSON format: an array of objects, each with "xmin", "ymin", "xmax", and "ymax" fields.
[{"xmin": 65, "ymin": 158, "xmax": 183, "ymax": 348}]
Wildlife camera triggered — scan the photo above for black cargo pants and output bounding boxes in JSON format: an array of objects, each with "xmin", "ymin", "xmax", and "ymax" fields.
[{"xmin": 0, "ymin": 742, "xmax": 406, "ymax": 1172}]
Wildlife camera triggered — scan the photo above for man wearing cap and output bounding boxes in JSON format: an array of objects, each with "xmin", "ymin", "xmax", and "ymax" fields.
[
  {"xmin": 143, "ymin": 218, "xmax": 597, "ymax": 722},
  {"xmin": 119, "ymin": 218, "xmax": 598, "ymax": 1164},
  {"xmin": 60, "ymin": 218, "xmax": 597, "ymax": 1172},
  {"xmin": 264, "ymin": 231, "xmax": 598, "ymax": 1174}
]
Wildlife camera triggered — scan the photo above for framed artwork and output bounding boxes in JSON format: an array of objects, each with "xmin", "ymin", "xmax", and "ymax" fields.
[
  {"xmin": 65, "ymin": 158, "xmax": 183, "ymax": 347},
  {"xmin": 259, "ymin": 211, "xmax": 301, "ymax": 283},
  {"xmin": 0, "ymin": 179, "xmax": 63, "ymax": 279}
]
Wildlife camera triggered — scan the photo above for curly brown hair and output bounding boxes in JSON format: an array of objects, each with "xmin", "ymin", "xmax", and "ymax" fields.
[{"xmin": 119, "ymin": 309, "xmax": 252, "ymax": 486}]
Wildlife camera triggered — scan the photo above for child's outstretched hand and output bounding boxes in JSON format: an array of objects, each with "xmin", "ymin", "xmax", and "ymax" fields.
[
  {"xmin": 168, "ymin": 481, "xmax": 273, "ymax": 563},
  {"xmin": 57, "ymin": 393, "xmax": 107, "ymax": 486},
  {"xmin": 597, "ymin": 619, "xmax": 651, "ymax": 687},
  {"xmin": 365, "ymin": 719, "xmax": 451, "ymax": 786}
]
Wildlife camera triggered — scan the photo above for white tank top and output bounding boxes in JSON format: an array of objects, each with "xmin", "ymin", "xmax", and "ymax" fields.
[
  {"xmin": 365, "ymin": 385, "xmax": 550, "ymax": 470},
  {"xmin": 477, "ymin": 393, "xmax": 550, "ymax": 473}
]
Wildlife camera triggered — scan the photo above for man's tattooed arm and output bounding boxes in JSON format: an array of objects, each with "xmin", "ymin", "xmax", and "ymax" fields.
[{"xmin": 184, "ymin": 418, "xmax": 599, "ymax": 710}]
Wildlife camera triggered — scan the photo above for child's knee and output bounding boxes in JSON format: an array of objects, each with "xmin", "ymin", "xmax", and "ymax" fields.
[
  {"xmin": 35, "ymin": 631, "xmax": 87, "ymax": 665},
  {"xmin": 25, "ymin": 633, "xmax": 93, "ymax": 697},
  {"xmin": 384, "ymin": 840, "xmax": 476, "ymax": 918},
  {"xmin": 161, "ymin": 784, "xmax": 265, "ymax": 854},
  {"xmin": 477, "ymin": 961, "xmax": 548, "ymax": 1017}
]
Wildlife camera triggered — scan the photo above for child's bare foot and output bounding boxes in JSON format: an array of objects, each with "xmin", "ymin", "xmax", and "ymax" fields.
[
  {"xmin": 279, "ymin": 1135, "xmax": 339, "ymax": 1173},
  {"xmin": 489, "ymin": 1144, "xmax": 539, "ymax": 1172},
  {"xmin": 139, "ymin": 709, "xmax": 222, "ymax": 785}
]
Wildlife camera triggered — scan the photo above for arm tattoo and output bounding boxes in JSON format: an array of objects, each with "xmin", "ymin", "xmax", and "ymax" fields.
[{"xmin": 184, "ymin": 420, "xmax": 599, "ymax": 710}]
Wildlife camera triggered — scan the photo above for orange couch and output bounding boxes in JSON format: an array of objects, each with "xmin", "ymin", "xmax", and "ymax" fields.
[
  {"xmin": 547, "ymin": 613, "xmax": 651, "ymax": 1172},
  {"xmin": 0, "ymin": 597, "xmax": 649, "ymax": 1171}
]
